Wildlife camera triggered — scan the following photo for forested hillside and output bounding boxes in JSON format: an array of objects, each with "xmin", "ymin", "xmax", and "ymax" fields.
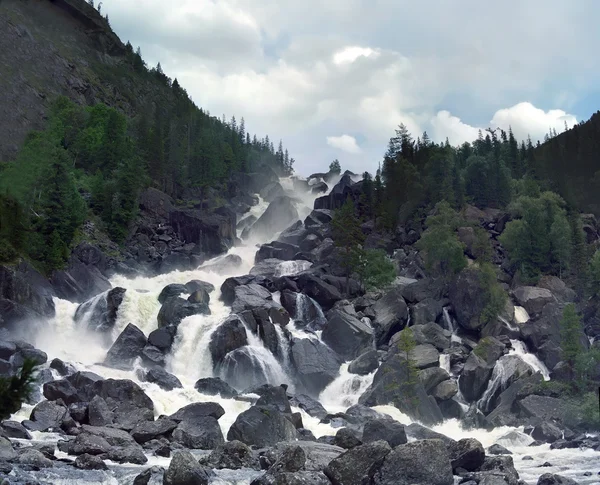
[{"xmin": 0, "ymin": 0, "xmax": 294, "ymax": 273}]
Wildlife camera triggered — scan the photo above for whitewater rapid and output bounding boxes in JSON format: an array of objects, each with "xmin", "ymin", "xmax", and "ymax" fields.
[{"xmin": 14, "ymin": 174, "xmax": 600, "ymax": 484}]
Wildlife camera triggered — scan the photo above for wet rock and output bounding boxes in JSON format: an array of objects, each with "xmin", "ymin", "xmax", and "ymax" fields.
[
  {"xmin": 514, "ymin": 286, "xmax": 556, "ymax": 315},
  {"xmin": 448, "ymin": 268, "xmax": 492, "ymax": 331},
  {"xmin": 404, "ymin": 423, "xmax": 456, "ymax": 446},
  {"xmin": 227, "ymin": 406, "xmax": 298, "ymax": 447},
  {"xmin": 194, "ymin": 377, "xmax": 238, "ymax": 398},
  {"xmin": 373, "ymin": 439, "xmax": 453, "ymax": 485},
  {"xmin": 148, "ymin": 327, "xmax": 176, "ymax": 351},
  {"xmin": 17, "ymin": 448, "xmax": 53, "ymax": 468},
  {"xmin": 459, "ymin": 354, "xmax": 494, "ymax": 402},
  {"xmin": 172, "ymin": 416, "xmax": 224, "ymax": 450},
  {"xmin": 531, "ymin": 422, "xmax": 563, "ymax": 443},
  {"xmin": 289, "ymin": 394, "xmax": 328, "ymax": 421},
  {"xmin": 254, "ymin": 385, "xmax": 292, "ymax": 413},
  {"xmin": 170, "ymin": 402, "xmax": 225, "ymax": 422},
  {"xmin": 448, "ymin": 438, "xmax": 485, "ymax": 471},
  {"xmin": 371, "ymin": 287, "xmax": 409, "ymax": 346},
  {"xmin": 410, "ymin": 323, "xmax": 451, "ymax": 351},
  {"xmin": 295, "ymin": 273, "xmax": 343, "ymax": 311},
  {"xmin": 188, "ymin": 289, "xmax": 210, "ymax": 305},
  {"xmin": 131, "ymin": 418, "xmax": 178, "ymax": 444},
  {"xmin": 362, "ymin": 419, "xmax": 407, "ymax": 447},
  {"xmin": 142, "ymin": 367, "xmax": 182, "ymax": 391},
  {"xmin": 488, "ymin": 444, "xmax": 512, "ymax": 455},
  {"xmin": 536, "ymin": 474, "xmax": 578, "ymax": 485},
  {"xmin": 164, "ymin": 450, "xmax": 211, "ymax": 485},
  {"xmin": 158, "ymin": 284, "xmax": 188, "ymax": 304},
  {"xmin": 87, "ymin": 395, "xmax": 114, "ymax": 427},
  {"xmin": 103, "ymin": 445, "xmax": 148, "ymax": 464},
  {"xmin": 419, "ymin": 367, "xmax": 451, "ymax": 393},
  {"xmin": 411, "ymin": 298, "xmax": 444, "ymax": 326},
  {"xmin": 246, "ymin": 196, "xmax": 300, "ymax": 241},
  {"xmin": 325, "ymin": 440, "xmax": 391, "ymax": 485},
  {"xmin": 537, "ymin": 276, "xmax": 576, "ymax": 304},
  {"xmin": 74, "ymin": 453, "xmax": 108, "ymax": 470},
  {"xmin": 74, "ymin": 287, "xmax": 126, "ymax": 333},
  {"xmin": 49, "ymin": 358, "xmax": 76, "ymax": 377},
  {"xmin": 333, "ymin": 428, "xmax": 362, "ymax": 449},
  {"xmin": 92, "ymin": 379, "xmax": 154, "ymax": 430},
  {"xmin": 348, "ymin": 350, "xmax": 379, "ymax": 376},
  {"xmin": 209, "ymin": 315, "xmax": 248, "ymax": 365},
  {"xmin": 28, "ymin": 400, "xmax": 68, "ymax": 432},
  {"xmin": 322, "ymin": 308, "xmax": 374, "ymax": 360},
  {"xmin": 0, "ymin": 436, "xmax": 17, "ymax": 461},
  {"xmin": 68, "ymin": 402, "xmax": 89, "ymax": 424},
  {"xmin": 432, "ymin": 379, "xmax": 458, "ymax": 401},
  {"xmin": 157, "ymin": 296, "xmax": 210, "ymax": 328},
  {"xmin": 479, "ymin": 455, "xmax": 520, "ymax": 485},
  {"xmin": 291, "ymin": 337, "xmax": 342, "ymax": 395},
  {"xmin": 409, "ymin": 343, "xmax": 440, "ymax": 369},
  {"xmin": 70, "ymin": 432, "xmax": 113, "ymax": 456},
  {"xmin": 1, "ymin": 420, "xmax": 31, "ymax": 439},
  {"xmin": 205, "ymin": 440, "xmax": 258, "ymax": 470}
]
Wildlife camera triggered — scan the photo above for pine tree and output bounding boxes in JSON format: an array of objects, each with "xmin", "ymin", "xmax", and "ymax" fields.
[
  {"xmin": 0, "ymin": 359, "xmax": 38, "ymax": 420},
  {"xmin": 332, "ymin": 198, "xmax": 365, "ymax": 293},
  {"xmin": 329, "ymin": 159, "xmax": 341, "ymax": 174},
  {"xmin": 560, "ymin": 304, "xmax": 583, "ymax": 379}
]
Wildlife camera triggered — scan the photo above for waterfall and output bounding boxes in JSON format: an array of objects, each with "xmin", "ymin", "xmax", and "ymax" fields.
[
  {"xmin": 509, "ymin": 339, "xmax": 550, "ymax": 381},
  {"xmin": 274, "ymin": 323, "xmax": 291, "ymax": 371},
  {"xmin": 319, "ymin": 363, "xmax": 375, "ymax": 412},
  {"xmin": 275, "ymin": 260, "xmax": 312, "ymax": 277},
  {"xmin": 294, "ymin": 292, "xmax": 326, "ymax": 330},
  {"xmin": 440, "ymin": 354, "xmax": 451, "ymax": 374},
  {"xmin": 73, "ymin": 290, "xmax": 108, "ymax": 328},
  {"xmin": 514, "ymin": 306, "xmax": 530, "ymax": 324},
  {"xmin": 443, "ymin": 307, "xmax": 462, "ymax": 343}
]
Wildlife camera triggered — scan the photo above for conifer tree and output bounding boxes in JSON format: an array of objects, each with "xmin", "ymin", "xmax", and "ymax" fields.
[{"xmin": 332, "ymin": 198, "xmax": 365, "ymax": 293}]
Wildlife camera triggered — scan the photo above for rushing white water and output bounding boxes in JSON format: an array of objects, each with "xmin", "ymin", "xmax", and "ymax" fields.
[
  {"xmin": 442, "ymin": 307, "xmax": 463, "ymax": 344},
  {"xmin": 514, "ymin": 306, "xmax": 530, "ymax": 324},
  {"xmin": 319, "ymin": 364, "xmax": 375, "ymax": 412},
  {"xmin": 275, "ymin": 260, "xmax": 312, "ymax": 277},
  {"xmin": 509, "ymin": 339, "xmax": 551, "ymax": 380}
]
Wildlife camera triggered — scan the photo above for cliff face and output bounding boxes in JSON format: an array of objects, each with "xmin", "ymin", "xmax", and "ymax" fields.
[{"xmin": 0, "ymin": 0, "xmax": 166, "ymax": 162}]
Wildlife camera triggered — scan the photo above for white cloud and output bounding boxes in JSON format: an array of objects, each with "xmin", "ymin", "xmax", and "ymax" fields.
[
  {"xmin": 430, "ymin": 111, "xmax": 480, "ymax": 146},
  {"xmin": 333, "ymin": 46, "xmax": 379, "ymax": 65},
  {"xmin": 490, "ymin": 102, "xmax": 577, "ymax": 141},
  {"xmin": 327, "ymin": 135, "xmax": 362, "ymax": 154}
]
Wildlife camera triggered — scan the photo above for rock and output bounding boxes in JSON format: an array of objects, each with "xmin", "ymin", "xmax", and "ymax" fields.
[
  {"xmin": 209, "ymin": 315, "xmax": 248, "ymax": 365},
  {"xmin": 537, "ymin": 276, "xmax": 576, "ymax": 304},
  {"xmin": 141, "ymin": 367, "xmax": 182, "ymax": 391},
  {"xmin": 410, "ymin": 323, "xmax": 451, "ymax": 351},
  {"xmin": 106, "ymin": 445, "xmax": 149, "ymax": 465},
  {"xmin": 201, "ymin": 253, "xmax": 243, "ymax": 274},
  {"xmin": 91, "ymin": 379, "xmax": 154, "ymax": 429},
  {"xmin": 51, "ymin": 255, "xmax": 112, "ymax": 304},
  {"xmin": 411, "ymin": 298, "xmax": 444, "ymax": 326},
  {"xmin": 206, "ymin": 440, "xmax": 257, "ymax": 470},
  {"xmin": 488, "ymin": 444, "xmax": 512, "ymax": 455},
  {"xmin": 170, "ymin": 402, "xmax": 225, "ymax": 422},
  {"xmin": 513, "ymin": 287, "xmax": 556, "ymax": 315},
  {"xmin": 231, "ymin": 283, "xmax": 274, "ymax": 312},
  {"xmin": 531, "ymin": 422, "xmax": 563, "ymax": 443},
  {"xmin": 87, "ymin": 395, "xmax": 114, "ymax": 427},
  {"xmin": 373, "ymin": 439, "xmax": 453, "ymax": 485},
  {"xmin": 322, "ymin": 309, "xmax": 374, "ymax": 360},
  {"xmin": 409, "ymin": 344, "xmax": 439, "ymax": 369},
  {"xmin": 49, "ymin": 358, "xmax": 76, "ymax": 377},
  {"xmin": 324, "ymin": 440, "xmax": 391, "ymax": 485},
  {"xmin": 105, "ymin": 323, "xmax": 147, "ymax": 370},
  {"xmin": 419, "ymin": 367, "xmax": 451, "ymax": 394},
  {"xmin": 291, "ymin": 337, "xmax": 341, "ymax": 395},
  {"xmin": 479, "ymin": 455, "xmax": 519, "ymax": 485},
  {"xmin": 0, "ymin": 436, "xmax": 16, "ymax": 461},
  {"xmin": 148, "ymin": 327, "xmax": 176, "ymax": 351},
  {"xmin": 1, "ymin": 420, "xmax": 31, "ymax": 439},
  {"xmin": 268, "ymin": 445, "xmax": 306, "ymax": 473},
  {"xmin": 518, "ymin": 395, "xmax": 576, "ymax": 428},
  {"xmin": 220, "ymin": 347, "xmax": 287, "ymax": 391},
  {"xmin": 74, "ymin": 453, "xmax": 108, "ymax": 470},
  {"xmin": 304, "ymin": 209, "xmax": 333, "ymax": 228},
  {"xmin": 172, "ymin": 416, "xmax": 224, "ymax": 449},
  {"xmin": 333, "ymin": 428, "xmax": 362, "ymax": 449},
  {"xmin": 17, "ymin": 448, "xmax": 53, "ymax": 468},
  {"xmin": 256, "ymin": 241, "xmax": 300, "ymax": 263},
  {"xmin": 81, "ymin": 424, "xmax": 138, "ymax": 448},
  {"xmin": 448, "ymin": 267, "xmax": 491, "ymax": 331},
  {"xmin": 348, "ymin": 350, "xmax": 379, "ymax": 376},
  {"xmin": 158, "ymin": 284, "xmax": 188, "ymax": 304},
  {"xmin": 459, "ymin": 352, "xmax": 497, "ymax": 402},
  {"xmin": 70, "ymin": 432, "xmax": 113, "ymax": 456},
  {"xmin": 227, "ymin": 406, "xmax": 298, "ymax": 447},
  {"xmin": 169, "ymin": 208, "xmax": 235, "ymax": 258},
  {"xmin": 254, "ymin": 385, "xmax": 292, "ymax": 413},
  {"xmin": 289, "ymin": 394, "xmax": 328, "ymax": 421},
  {"xmin": 131, "ymin": 418, "xmax": 178, "ymax": 444},
  {"xmin": 448, "ymin": 438, "xmax": 485, "ymax": 471},
  {"xmin": 42, "ymin": 370, "xmax": 103, "ymax": 404},
  {"xmin": 405, "ymin": 423, "xmax": 456, "ymax": 445},
  {"xmin": 295, "ymin": 273, "xmax": 343, "ymax": 310},
  {"xmin": 29, "ymin": 400, "xmax": 68, "ymax": 431},
  {"xmin": 157, "ymin": 297, "xmax": 209, "ymax": 328},
  {"xmin": 164, "ymin": 450, "xmax": 211, "ymax": 485},
  {"xmin": 359, "ymin": 349, "xmax": 443, "ymax": 426},
  {"xmin": 536, "ymin": 473, "xmax": 579, "ymax": 485},
  {"xmin": 246, "ymin": 196, "xmax": 299, "ymax": 240},
  {"xmin": 371, "ymin": 287, "xmax": 409, "ymax": 346},
  {"xmin": 311, "ymin": 181, "xmax": 328, "ymax": 194},
  {"xmin": 0, "ymin": 341, "xmax": 16, "ymax": 361},
  {"xmin": 431, "ymin": 379, "xmax": 458, "ymax": 401},
  {"xmin": 74, "ymin": 287, "xmax": 127, "ymax": 333},
  {"xmin": 194, "ymin": 377, "xmax": 238, "ymax": 398},
  {"xmin": 362, "ymin": 419, "xmax": 407, "ymax": 447}
]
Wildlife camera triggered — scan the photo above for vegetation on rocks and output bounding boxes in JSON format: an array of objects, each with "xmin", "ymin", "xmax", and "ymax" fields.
[{"xmin": 0, "ymin": 359, "xmax": 38, "ymax": 420}]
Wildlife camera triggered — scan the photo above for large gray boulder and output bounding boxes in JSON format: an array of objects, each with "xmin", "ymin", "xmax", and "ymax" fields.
[
  {"xmin": 172, "ymin": 416, "xmax": 224, "ymax": 449},
  {"xmin": 373, "ymin": 439, "xmax": 453, "ymax": 485},
  {"xmin": 537, "ymin": 276, "xmax": 576, "ymax": 304},
  {"xmin": 157, "ymin": 297, "xmax": 210, "ymax": 328},
  {"xmin": 362, "ymin": 419, "xmax": 407, "ymax": 448},
  {"xmin": 209, "ymin": 315, "xmax": 248, "ymax": 365},
  {"xmin": 28, "ymin": 400, "xmax": 68, "ymax": 432},
  {"xmin": 448, "ymin": 438, "xmax": 485, "ymax": 471},
  {"xmin": 448, "ymin": 267, "xmax": 489, "ymax": 331},
  {"xmin": 324, "ymin": 440, "xmax": 391, "ymax": 485},
  {"xmin": 322, "ymin": 309, "xmax": 374, "ymax": 360},
  {"xmin": 458, "ymin": 353, "xmax": 493, "ymax": 402},
  {"xmin": 348, "ymin": 350, "xmax": 379, "ymax": 376},
  {"xmin": 537, "ymin": 474, "xmax": 579, "ymax": 485},
  {"xmin": 409, "ymin": 323, "xmax": 451, "ymax": 351},
  {"xmin": 131, "ymin": 418, "xmax": 178, "ymax": 444},
  {"xmin": 409, "ymin": 344, "xmax": 439, "ymax": 369},
  {"xmin": 246, "ymin": 196, "xmax": 299, "ymax": 240},
  {"xmin": 164, "ymin": 451, "xmax": 211, "ymax": 485},
  {"xmin": 227, "ymin": 406, "xmax": 297, "ymax": 447},
  {"xmin": 513, "ymin": 286, "xmax": 556, "ymax": 315},
  {"xmin": 371, "ymin": 287, "xmax": 409, "ymax": 346},
  {"xmin": 291, "ymin": 337, "xmax": 342, "ymax": 395},
  {"xmin": 104, "ymin": 323, "xmax": 147, "ymax": 370},
  {"xmin": 74, "ymin": 287, "xmax": 126, "ymax": 334}
]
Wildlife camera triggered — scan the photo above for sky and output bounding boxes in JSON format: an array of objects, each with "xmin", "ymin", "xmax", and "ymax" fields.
[{"xmin": 100, "ymin": 0, "xmax": 600, "ymax": 177}]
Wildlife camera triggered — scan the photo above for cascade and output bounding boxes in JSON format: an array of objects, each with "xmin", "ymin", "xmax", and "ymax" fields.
[
  {"xmin": 319, "ymin": 363, "xmax": 375, "ymax": 412},
  {"xmin": 275, "ymin": 260, "xmax": 312, "ymax": 277},
  {"xmin": 442, "ymin": 306, "xmax": 462, "ymax": 343},
  {"xmin": 294, "ymin": 292, "xmax": 326, "ymax": 330},
  {"xmin": 509, "ymin": 339, "xmax": 551, "ymax": 381}
]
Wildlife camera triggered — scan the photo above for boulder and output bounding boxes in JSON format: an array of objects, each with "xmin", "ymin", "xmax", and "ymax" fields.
[
  {"xmin": 448, "ymin": 438, "xmax": 485, "ymax": 471},
  {"xmin": 322, "ymin": 309, "xmax": 374, "ymax": 360},
  {"xmin": 205, "ymin": 440, "xmax": 257, "ymax": 470},
  {"xmin": 158, "ymin": 284, "xmax": 188, "ymax": 304},
  {"xmin": 1, "ymin": 420, "xmax": 31, "ymax": 439},
  {"xmin": 231, "ymin": 283, "xmax": 275, "ymax": 313},
  {"xmin": 209, "ymin": 315, "xmax": 248, "ymax": 365},
  {"xmin": 194, "ymin": 377, "xmax": 238, "ymax": 398},
  {"xmin": 49, "ymin": 358, "xmax": 76, "ymax": 377},
  {"xmin": 348, "ymin": 350, "xmax": 379, "ymax": 376},
  {"xmin": 260, "ymin": 182, "xmax": 285, "ymax": 202},
  {"xmin": 314, "ymin": 173, "xmax": 357, "ymax": 211},
  {"xmin": 448, "ymin": 268, "xmax": 490, "ymax": 331},
  {"xmin": 51, "ymin": 255, "xmax": 111, "ymax": 304},
  {"xmin": 70, "ymin": 432, "xmax": 112, "ymax": 456},
  {"xmin": 131, "ymin": 418, "xmax": 178, "ymax": 444},
  {"xmin": 478, "ymin": 355, "xmax": 534, "ymax": 413},
  {"xmin": 410, "ymin": 323, "xmax": 451, "ymax": 351},
  {"xmin": 74, "ymin": 453, "xmax": 108, "ymax": 470},
  {"xmin": 256, "ymin": 241, "xmax": 300, "ymax": 263},
  {"xmin": 289, "ymin": 394, "xmax": 328, "ymax": 421},
  {"xmin": 333, "ymin": 427, "xmax": 362, "ymax": 449},
  {"xmin": 311, "ymin": 181, "xmax": 328, "ymax": 194},
  {"xmin": 74, "ymin": 287, "xmax": 126, "ymax": 333},
  {"xmin": 290, "ymin": 337, "xmax": 341, "ymax": 395},
  {"xmin": 459, "ymin": 353, "xmax": 494, "ymax": 402},
  {"xmin": 104, "ymin": 323, "xmax": 147, "ymax": 370},
  {"xmin": 362, "ymin": 419, "xmax": 407, "ymax": 447},
  {"xmin": 537, "ymin": 276, "xmax": 576, "ymax": 304},
  {"xmin": 227, "ymin": 406, "xmax": 298, "ymax": 447},
  {"xmin": 431, "ymin": 379, "xmax": 458, "ymax": 401},
  {"xmin": 537, "ymin": 474, "xmax": 579, "ymax": 485},
  {"xmin": 43, "ymin": 371, "xmax": 104, "ymax": 404},
  {"xmin": 29, "ymin": 400, "xmax": 68, "ymax": 431},
  {"xmin": 253, "ymin": 385, "xmax": 292, "ymax": 413},
  {"xmin": 164, "ymin": 450, "xmax": 211, "ymax": 485},
  {"xmin": 103, "ymin": 445, "xmax": 148, "ymax": 465},
  {"xmin": 172, "ymin": 416, "xmax": 224, "ymax": 449},
  {"xmin": 220, "ymin": 347, "xmax": 288, "ymax": 391},
  {"xmin": 141, "ymin": 344, "xmax": 166, "ymax": 367},
  {"xmin": 0, "ymin": 436, "xmax": 16, "ymax": 462},
  {"xmin": 92, "ymin": 379, "xmax": 154, "ymax": 429},
  {"xmin": 409, "ymin": 344, "xmax": 439, "ymax": 369},
  {"xmin": 157, "ymin": 297, "xmax": 210, "ymax": 328},
  {"xmin": 513, "ymin": 286, "xmax": 556, "ymax": 315},
  {"xmin": 278, "ymin": 221, "xmax": 309, "ymax": 245},
  {"xmin": 170, "ymin": 402, "xmax": 225, "ymax": 422},
  {"xmin": 88, "ymin": 395, "xmax": 114, "ymax": 427},
  {"xmin": 411, "ymin": 298, "xmax": 444, "ymax": 326},
  {"xmin": 142, "ymin": 367, "xmax": 182, "ymax": 391},
  {"xmin": 531, "ymin": 422, "xmax": 563, "ymax": 443},
  {"xmin": 488, "ymin": 444, "xmax": 512, "ymax": 455},
  {"xmin": 296, "ymin": 273, "xmax": 343, "ymax": 310},
  {"xmin": 419, "ymin": 367, "xmax": 451, "ymax": 394},
  {"xmin": 148, "ymin": 327, "xmax": 176, "ymax": 351},
  {"xmin": 359, "ymin": 348, "xmax": 443, "ymax": 426},
  {"xmin": 325, "ymin": 440, "xmax": 391, "ymax": 485},
  {"xmin": 304, "ymin": 209, "xmax": 333, "ymax": 228},
  {"xmin": 201, "ymin": 253, "xmax": 243, "ymax": 274},
  {"xmin": 169, "ymin": 208, "xmax": 235, "ymax": 258},
  {"xmin": 478, "ymin": 455, "xmax": 519, "ymax": 485},
  {"xmin": 371, "ymin": 287, "xmax": 409, "ymax": 346},
  {"xmin": 246, "ymin": 196, "xmax": 299, "ymax": 240},
  {"xmin": 81, "ymin": 424, "xmax": 139, "ymax": 448},
  {"xmin": 17, "ymin": 448, "xmax": 53, "ymax": 468},
  {"xmin": 373, "ymin": 439, "xmax": 453, "ymax": 485}
]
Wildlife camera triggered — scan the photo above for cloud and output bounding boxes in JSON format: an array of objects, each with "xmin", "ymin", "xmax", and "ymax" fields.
[
  {"xmin": 430, "ymin": 111, "xmax": 480, "ymax": 146},
  {"xmin": 333, "ymin": 46, "xmax": 379, "ymax": 65},
  {"xmin": 490, "ymin": 102, "xmax": 577, "ymax": 141},
  {"xmin": 326, "ymin": 135, "xmax": 362, "ymax": 154}
]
